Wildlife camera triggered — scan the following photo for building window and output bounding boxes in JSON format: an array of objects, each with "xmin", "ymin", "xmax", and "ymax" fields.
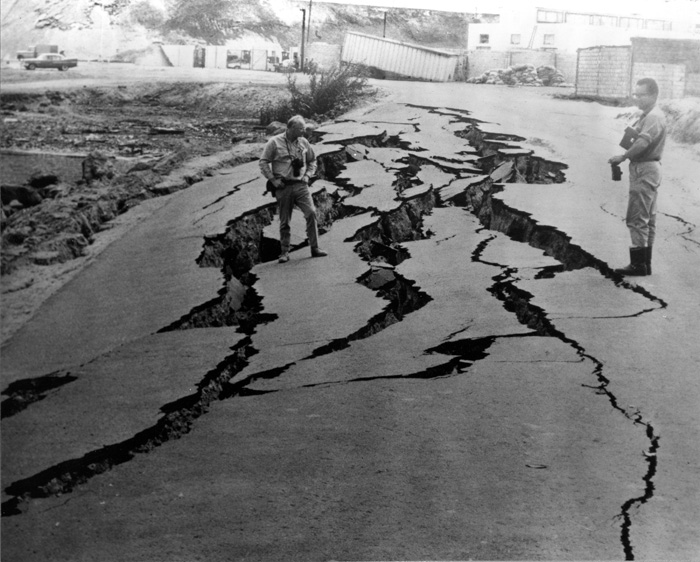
[
  {"xmin": 645, "ymin": 19, "xmax": 667, "ymax": 30},
  {"xmin": 537, "ymin": 10, "xmax": 563, "ymax": 23},
  {"xmin": 566, "ymin": 13, "xmax": 591, "ymax": 25},
  {"xmin": 510, "ymin": 34, "xmax": 521, "ymax": 45},
  {"xmin": 479, "ymin": 34, "xmax": 490, "ymax": 44},
  {"xmin": 620, "ymin": 17, "xmax": 643, "ymax": 29},
  {"xmin": 543, "ymin": 34, "xmax": 555, "ymax": 45},
  {"xmin": 591, "ymin": 15, "xmax": 617, "ymax": 26}
]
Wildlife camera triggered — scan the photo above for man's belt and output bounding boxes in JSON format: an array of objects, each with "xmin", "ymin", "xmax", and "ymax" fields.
[{"xmin": 630, "ymin": 159, "xmax": 660, "ymax": 163}]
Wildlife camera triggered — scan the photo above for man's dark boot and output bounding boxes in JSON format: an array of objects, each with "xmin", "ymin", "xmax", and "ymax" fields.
[
  {"xmin": 645, "ymin": 246, "xmax": 652, "ymax": 275},
  {"xmin": 614, "ymin": 247, "xmax": 648, "ymax": 276}
]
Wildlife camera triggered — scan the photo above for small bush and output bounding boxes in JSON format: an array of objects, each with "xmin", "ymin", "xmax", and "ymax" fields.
[
  {"xmin": 259, "ymin": 64, "xmax": 375, "ymax": 125},
  {"xmin": 130, "ymin": 0, "xmax": 166, "ymax": 29},
  {"xmin": 660, "ymin": 99, "xmax": 700, "ymax": 144}
]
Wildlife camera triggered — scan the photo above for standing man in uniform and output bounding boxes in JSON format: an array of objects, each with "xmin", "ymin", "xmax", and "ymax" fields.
[
  {"xmin": 259, "ymin": 115, "xmax": 328, "ymax": 263},
  {"xmin": 609, "ymin": 77, "xmax": 666, "ymax": 276}
]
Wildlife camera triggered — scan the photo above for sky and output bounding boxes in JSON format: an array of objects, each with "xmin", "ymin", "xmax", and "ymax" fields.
[{"xmin": 312, "ymin": 0, "xmax": 700, "ymax": 19}]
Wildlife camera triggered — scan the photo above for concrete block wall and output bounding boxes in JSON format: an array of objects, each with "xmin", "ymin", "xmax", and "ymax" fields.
[
  {"xmin": 467, "ymin": 50, "xmax": 509, "ymax": 78},
  {"xmin": 554, "ymin": 52, "xmax": 577, "ymax": 83},
  {"xmin": 631, "ymin": 37, "xmax": 700, "ymax": 73},
  {"xmin": 632, "ymin": 62, "xmax": 686, "ymax": 99},
  {"xmin": 686, "ymin": 73, "xmax": 700, "ymax": 96},
  {"xmin": 575, "ymin": 46, "xmax": 631, "ymax": 98},
  {"xmin": 467, "ymin": 50, "xmax": 576, "ymax": 81},
  {"xmin": 510, "ymin": 50, "xmax": 554, "ymax": 69}
]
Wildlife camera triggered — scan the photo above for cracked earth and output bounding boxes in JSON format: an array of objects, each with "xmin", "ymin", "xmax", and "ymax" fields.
[{"xmin": 2, "ymin": 81, "xmax": 700, "ymax": 560}]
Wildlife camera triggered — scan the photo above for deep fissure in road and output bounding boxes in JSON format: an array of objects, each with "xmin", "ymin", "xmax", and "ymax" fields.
[
  {"xmin": 1, "ymin": 370, "xmax": 77, "ymax": 420},
  {"xmin": 1, "ymin": 105, "xmax": 663, "ymax": 559},
  {"xmin": 1, "ymin": 339, "xmax": 254, "ymax": 516}
]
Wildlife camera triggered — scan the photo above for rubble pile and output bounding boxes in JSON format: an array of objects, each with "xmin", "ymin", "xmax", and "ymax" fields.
[
  {"xmin": 0, "ymin": 148, "xmax": 261, "ymax": 274},
  {"xmin": 468, "ymin": 64, "xmax": 566, "ymax": 87}
]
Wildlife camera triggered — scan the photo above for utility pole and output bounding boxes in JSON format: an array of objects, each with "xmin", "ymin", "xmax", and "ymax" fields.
[
  {"xmin": 307, "ymin": 0, "xmax": 312, "ymax": 45},
  {"xmin": 383, "ymin": 11, "xmax": 387, "ymax": 38},
  {"xmin": 300, "ymin": 8, "xmax": 306, "ymax": 72}
]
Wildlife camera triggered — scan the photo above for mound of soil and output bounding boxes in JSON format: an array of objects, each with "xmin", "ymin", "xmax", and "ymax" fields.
[
  {"xmin": 1, "ymin": 81, "xmax": 289, "ymax": 156},
  {"xmin": 0, "ymin": 81, "xmax": 292, "ymax": 341}
]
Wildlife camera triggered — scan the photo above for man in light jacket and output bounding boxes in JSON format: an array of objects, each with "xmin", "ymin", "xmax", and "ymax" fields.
[{"xmin": 259, "ymin": 115, "xmax": 328, "ymax": 263}]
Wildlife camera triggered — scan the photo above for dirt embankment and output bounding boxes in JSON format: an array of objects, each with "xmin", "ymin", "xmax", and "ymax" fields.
[{"xmin": 0, "ymin": 78, "xmax": 292, "ymax": 342}]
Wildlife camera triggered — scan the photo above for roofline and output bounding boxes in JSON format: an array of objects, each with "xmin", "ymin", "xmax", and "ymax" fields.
[{"xmin": 345, "ymin": 31, "xmax": 458, "ymax": 57}]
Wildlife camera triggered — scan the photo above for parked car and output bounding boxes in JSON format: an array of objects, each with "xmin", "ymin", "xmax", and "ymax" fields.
[{"xmin": 22, "ymin": 53, "xmax": 78, "ymax": 71}]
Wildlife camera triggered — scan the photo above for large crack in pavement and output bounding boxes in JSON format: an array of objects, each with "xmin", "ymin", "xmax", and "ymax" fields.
[
  {"xmin": 1, "ymin": 370, "xmax": 77, "ymax": 419},
  {"xmin": 1, "ymin": 338, "xmax": 254, "ymax": 516},
  {"xmin": 479, "ymin": 249, "xmax": 660, "ymax": 560},
  {"xmin": 0, "ymin": 104, "xmax": 666, "ymax": 559},
  {"xmin": 661, "ymin": 211, "xmax": 700, "ymax": 249}
]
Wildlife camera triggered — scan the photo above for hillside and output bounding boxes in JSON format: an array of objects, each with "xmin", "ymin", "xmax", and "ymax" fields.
[{"xmin": 1, "ymin": 0, "xmax": 495, "ymax": 62}]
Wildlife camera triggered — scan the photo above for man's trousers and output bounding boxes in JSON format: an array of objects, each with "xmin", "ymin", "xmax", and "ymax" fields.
[
  {"xmin": 627, "ymin": 161, "xmax": 661, "ymax": 248},
  {"xmin": 275, "ymin": 181, "xmax": 319, "ymax": 253}
]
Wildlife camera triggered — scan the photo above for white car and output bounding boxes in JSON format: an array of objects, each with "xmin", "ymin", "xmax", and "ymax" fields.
[{"xmin": 23, "ymin": 53, "xmax": 78, "ymax": 71}]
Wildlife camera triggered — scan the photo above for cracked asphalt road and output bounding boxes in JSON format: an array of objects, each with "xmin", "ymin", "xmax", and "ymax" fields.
[{"xmin": 2, "ymin": 78, "xmax": 700, "ymax": 560}]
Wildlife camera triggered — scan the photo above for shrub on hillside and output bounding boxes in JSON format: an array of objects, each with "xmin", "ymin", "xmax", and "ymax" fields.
[
  {"xmin": 260, "ymin": 64, "xmax": 375, "ymax": 125},
  {"xmin": 130, "ymin": 0, "xmax": 166, "ymax": 29},
  {"xmin": 660, "ymin": 98, "xmax": 700, "ymax": 144}
]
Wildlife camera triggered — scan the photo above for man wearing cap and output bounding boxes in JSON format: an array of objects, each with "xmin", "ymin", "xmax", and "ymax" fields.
[
  {"xmin": 608, "ymin": 77, "xmax": 666, "ymax": 276},
  {"xmin": 259, "ymin": 115, "xmax": 328, "ymax": 263}
]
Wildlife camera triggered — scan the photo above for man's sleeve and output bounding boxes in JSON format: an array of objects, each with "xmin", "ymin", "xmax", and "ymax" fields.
[
  {"xmin": 259, "ymin": 140, "xmax": 276, "ymax": 180},
  {"xmin": 304, "ymin": 141, "xmax": 317, "ymax": 178},
  {"xmin": 638, "ymin": 113, "xmax": 664, "ymax": 145}
]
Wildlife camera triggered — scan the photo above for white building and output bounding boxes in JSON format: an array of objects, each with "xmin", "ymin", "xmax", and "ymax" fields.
[{"xmin": 467, "ymin": 5, "xmax": 699, "ymax": 53}]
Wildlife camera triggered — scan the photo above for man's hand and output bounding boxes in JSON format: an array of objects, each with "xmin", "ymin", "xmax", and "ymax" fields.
[
  {"xmin": 608, "ymin": 154, "xmax": 626, "ymax": 165},
  {"xmin": 272, "ymin": 178, "xmax": 282, "ymax": 189}
]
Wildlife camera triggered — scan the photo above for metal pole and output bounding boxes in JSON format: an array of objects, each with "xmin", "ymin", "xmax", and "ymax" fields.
[
  {"xmin": 308, "ymin": 0, "xmax": 312, "ymax": 44},
  {"xmin": 300, "ymin": 8, "xmax": 306, "ymax": 72},
  {"xmin": 99, "ymin": 2, "xmax": 104, "ymax": 62},
  {"xmin": 383, "ymin": 11, "xmax": 387, "ymax": 38}
]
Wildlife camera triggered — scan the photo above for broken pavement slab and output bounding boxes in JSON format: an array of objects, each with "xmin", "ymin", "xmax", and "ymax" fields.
[
  {"xmin": 1, "ymin": 327, "xmax": 246, "ymax": 500},
  {"xmin": 229, "ymin": 212, "xmax": 386, "ymax": 387},
  {"xmin": 517, "ymin": 268, "xmax": 659, "ymax": 319},
  {"xmin": 245, "ymin": 208, "xmax": 537, "ymax": 393},
  {"xmin": 2, "ymin": 86, "xmax": 699, "ymax": 560},
  {"xmin": 1, "ymin": 334, "xmax": 642, "ymax": 562},
  {"xmin": 0, "ymin": 162, "xmax": 266, "ymax": 384}
]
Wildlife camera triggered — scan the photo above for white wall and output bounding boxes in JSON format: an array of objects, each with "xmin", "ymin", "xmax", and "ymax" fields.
[{"xmin": 467, "ymin": 7, "xmax": 699, "ymax": 53}]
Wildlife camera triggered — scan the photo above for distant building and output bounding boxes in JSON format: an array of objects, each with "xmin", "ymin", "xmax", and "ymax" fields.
[{"xmin": 467, "ymin": 5, "xmax": 699, "ymax": 53}]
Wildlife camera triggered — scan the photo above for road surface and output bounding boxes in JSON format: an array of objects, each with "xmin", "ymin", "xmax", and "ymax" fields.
[{"xmin": 2, "ymin": 74, "xmax": 699, "ymax": 560}]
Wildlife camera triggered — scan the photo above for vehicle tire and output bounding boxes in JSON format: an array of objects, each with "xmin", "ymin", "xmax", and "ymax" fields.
[
  {"xmin": 58, "ymin": 65, "xmax": 66, "ymax": 71},
  {"xmin": 27, "ymin": 64, "xmax": 36, "ymax": 70}
]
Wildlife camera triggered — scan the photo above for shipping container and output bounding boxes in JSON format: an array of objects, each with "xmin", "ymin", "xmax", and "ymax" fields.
[{"xmin": 341, "ymin": 32, "xmax": 459, "ymax": 82}]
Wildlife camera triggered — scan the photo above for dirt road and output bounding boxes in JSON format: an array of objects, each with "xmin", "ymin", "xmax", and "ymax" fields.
[{"xmin": 2, "ymin": 67, "xmax": 699, "ymax": 560}]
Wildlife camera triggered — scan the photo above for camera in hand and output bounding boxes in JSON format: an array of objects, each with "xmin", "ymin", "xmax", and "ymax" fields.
[
  {"xmin": 611, "ymin": 163, "xmax": 622, "ymax": 181},
  {"xmin": 291, "ymin": 157, "xmax": 303, "ymax": 174}
]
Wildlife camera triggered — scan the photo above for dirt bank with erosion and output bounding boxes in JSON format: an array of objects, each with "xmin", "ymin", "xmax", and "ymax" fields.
[{"xmin": 0, "ymin": 64, "xmax": 341, "ymax": 342}]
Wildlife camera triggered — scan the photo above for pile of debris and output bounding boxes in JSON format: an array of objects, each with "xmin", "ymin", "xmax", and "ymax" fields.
[
  {"xmin": 1, "ymin": 147, "xmax": 261, "ymax": 275},
  {"xmin": 468, "ymin": 64, "xmax": 567, "ymax": 87}
]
